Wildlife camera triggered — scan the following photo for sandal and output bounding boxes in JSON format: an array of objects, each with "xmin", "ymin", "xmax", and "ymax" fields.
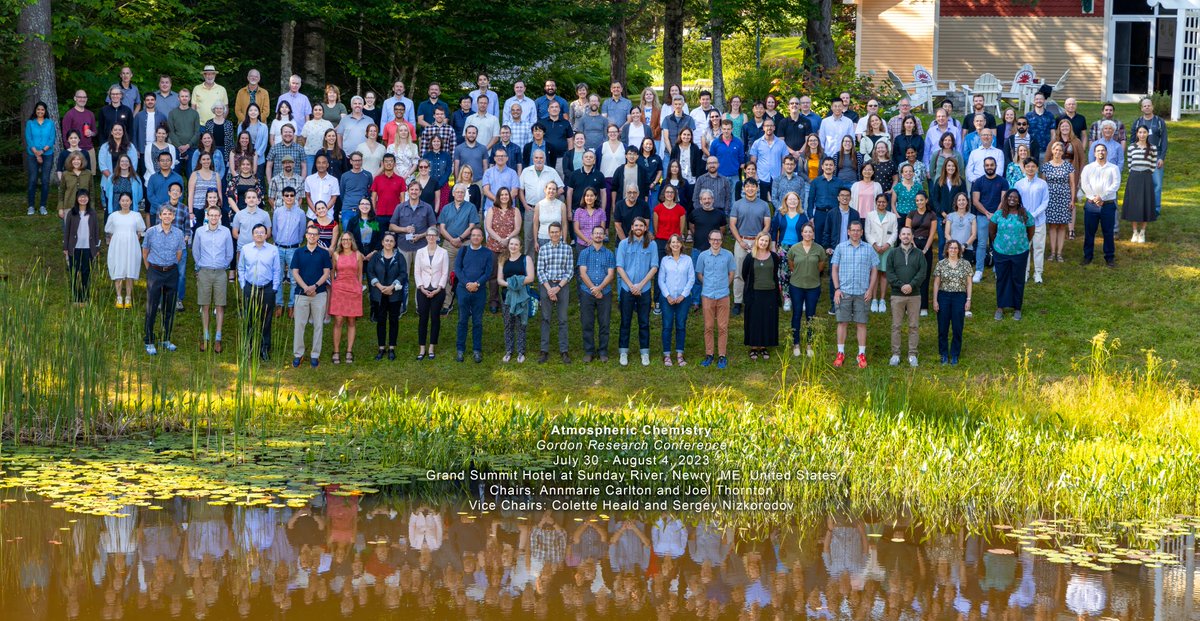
[
  {"xmin": 345, "ymin": 352, "xmax": 354, "ymax": 364},
  {"xmin": 762, "ymin": 350, "xmax": 771, "ymax": 360},
  {"xmin": 749, "ymin": 350, "xmax": 759, "ymax": 361},
  {"xmin": 332, "ymin": 352, "xmax": 340, "ymax": 364},
  {"xmin": 663, "ymin": 356, "xmax": 673, "ymax": 367},
  {"xmin": 676, "ymin": 353, "xmax": 686, "ymax": 367}
]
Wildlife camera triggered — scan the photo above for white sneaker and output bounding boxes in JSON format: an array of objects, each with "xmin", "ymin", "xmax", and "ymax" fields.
[
  {"xmin": 1034, "ymin": 273, "xmax": 1043, "ymax": 284},
  {"xmin": 806, "ymin": 346, "xmax": 814, "ymax": 358},
  {"xmin": 908, "ymin": 355, "xmax": 918, "ymax": 367},
  {"xmin": 888, "ymin": 355, "xmax": 900, "ymax": 366},
  {"xmin": 26, "ymin": 206, "xmax": 34, "ymax": 215},
  {"xmin": 792, "ymin": 345, "xmax": 801, "ymax": 357},
  {"xmin": 38, "ymin": 206, "xmax": 47, "ymax": 215},
  {"xmin": 878, "ymin": 299, "xmax": 886, "ymax": 313},
  {"xmin": 972, "ymin": 272, "xmax": 982, "ymax": 283},
  {"xmin": 919, "ymin": 309, "xmax": 928, "ymax": 317},
  {"xmin": 1138, "ymin": 230, "xmax": 1146, "ymax": 243},
  {"xmin": 783, "ymin": 297, "xmax": 792, "ymax": 312},
  {"xmin": 640, "ymin": 353, "xmax": 650, "ymax": 366},
  {"xmin": 619, "ymin": 352, "xmax": 628, "ymax": 366},
  {"xmin": 870, "ymin": 299, "xmax": 879, "ymax": 313},
  {"xmin": 1131, "ymin": 232, "xmax": 1139, "ymax": 243}
]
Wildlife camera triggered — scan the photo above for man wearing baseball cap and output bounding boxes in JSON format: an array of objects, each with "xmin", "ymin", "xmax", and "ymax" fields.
[{"xmin": 193, "ymin": 64, "xmax": 228, "ymax": 124}]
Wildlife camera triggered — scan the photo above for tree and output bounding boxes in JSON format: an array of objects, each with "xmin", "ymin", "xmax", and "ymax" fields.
[
  {"xmin": 19, "ymin": 0, "xmax": 57, "ymax": 125},
  {"xmin": 805, "ymin": 0, "xmax": 838, "ymax": 70},
  {"xmin": 280, "ymin": 20, "xmax": 295, "ymax": 93},
  {"xmin": 662, "ymin": 0, "xmax": 685, "ymax": 90},
  {"xmin": 609, "ymin": 0, "xmax": 628, "ymax": 87},
  {"xmin": 708, "ymin": 0, "xmax": 726, "ymax": 108}
]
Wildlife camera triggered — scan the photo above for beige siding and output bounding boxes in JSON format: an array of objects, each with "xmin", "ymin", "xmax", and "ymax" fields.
[
  {"xmin": 936, "ymin": 16, "xmax": 1105, "ymax": 101},
  {"xmin": 857, "ymin": 0, "xmax": 936, "ymax": 85}
]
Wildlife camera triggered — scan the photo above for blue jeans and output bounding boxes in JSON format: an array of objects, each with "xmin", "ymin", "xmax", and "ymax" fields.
[
  {"xmin": 1152, "ymin": 166, "xmax": 1163, "ymax": 214},
  {"xmin": 660, "ymin": 300, "xmax": 688, "ymax": 353},
  {"xmin": 974, "ymin": 213, "xmax": 991, "ymax": 273},
  {"xmin": 721, "ymin": 175, "xmax": 739, "ymax": 207},
  {"xmin": 689, "ymin": 249, "xmax": 704, "ymax": 307},
  {"xmin": 618, "ymin": 289, "xmax": 652, "ymax": 353},
  {"xmin": 455, "ymin": 283, "xmax": 485, "ymax": 353},
  {"xmin": 1082, "ymin": 201, "xmax": 1116, "ymax": 263},
  {"xmin": 306, "ymin": 154, "xmax": 317, "ymax": 175},
  {"xmin": 275, "ymin": 246, "xmax": 298, "ymax": 307},
  {"xmin": 936, "ymin": 290, "xmax": 967, "ymax": 359},
  {"xmin": 25, "ymin": 154, "xmax": 52, "ymax": 209},
  {"xmin": 788, "ymin": 285, "xmax": 821, "ymax": 345},
  {"xmin": 176, "ymin": 246, "xmax": 189, "ymax": 302}
]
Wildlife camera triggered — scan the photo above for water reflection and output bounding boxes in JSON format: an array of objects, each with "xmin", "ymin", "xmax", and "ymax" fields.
[{"xmin": 1, "ymin": 489, "xmax": 1196, "ymax": 620}]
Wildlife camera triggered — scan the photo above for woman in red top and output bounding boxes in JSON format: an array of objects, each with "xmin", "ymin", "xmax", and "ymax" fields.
[{"xmin": 652, "ymin": 184, "xmax": 687, "ymax": 315}]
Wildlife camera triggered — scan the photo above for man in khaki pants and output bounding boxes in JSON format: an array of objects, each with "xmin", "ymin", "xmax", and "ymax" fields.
[
  {"xmin": 290, "ymin": 225, "xmax": 332, "ymax": 368},
  {"xmin": 885, "ymin": 227, "xmax": 927, "ymax": 367}
]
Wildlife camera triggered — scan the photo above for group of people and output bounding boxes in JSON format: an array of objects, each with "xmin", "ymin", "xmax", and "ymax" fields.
[{"xmin": 32, "ymin": 66, "xmax": 1169, "ymax": 367}]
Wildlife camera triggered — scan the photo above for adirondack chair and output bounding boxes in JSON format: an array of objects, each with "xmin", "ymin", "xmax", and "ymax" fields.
[
  {"xmin": 1007, "ymin": 64, "xmax": 1039, "ymax": 113},
  {"xmin": 887, "ymin": 69, "xmax": 930, "ymax": 110},
  {"xmin": 961, "ymin": 73, "xmax": 1003, "ymax": 116}
]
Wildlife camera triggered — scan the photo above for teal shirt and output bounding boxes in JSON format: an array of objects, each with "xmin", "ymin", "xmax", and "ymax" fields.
[{"xmin": 990, "ymin": 211, "xmax": 1034, "ymax": 255}]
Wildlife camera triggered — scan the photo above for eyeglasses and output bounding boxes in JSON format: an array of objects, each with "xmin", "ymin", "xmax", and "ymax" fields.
[
  {"xmin": 418, "ymin": 165, "xmax": 429, "ymax": 169},
  {"xmin": 868, "ymin": 104, "xmax": 879, "ymax": 108}
]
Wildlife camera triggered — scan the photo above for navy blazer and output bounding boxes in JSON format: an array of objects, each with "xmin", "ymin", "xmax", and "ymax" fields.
[
  {"xmin": 131, "ymin": 110, "xmax": 169, "ymax": 157},
  {"xmin": 819, "ymin": 208, "xmax": 861, "ymax": 250}
]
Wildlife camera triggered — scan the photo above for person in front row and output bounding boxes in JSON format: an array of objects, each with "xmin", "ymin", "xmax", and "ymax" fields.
[
  {"xmin": 695, "ymin": 229, "xmax": 736, "ymax": 368},
  {"xmin": 192, "ymin": 205, "xmax": 234, "ymax": 352},
  {"xmin": 885, "ymin": 227, "xmax": 926, "ymax": 368},
  {"xmin": 455, "ymin": 227, "xmax": 494, "ymax": 363},
  {"xmin": 830, "ymin": 221, "xmax": 877, "ymax": 368},
  {"xmin": 290, "ymin": 224, "xmax": 332, "ymax": 368},
  {"xmin": 237, "ymin": 223, "xmax": 281, "ymax": 361},
  {"xmin": 577, "ymin": 225, "xmax": 616, "ymax": 363},
  {"xmin": 537, "ymin": 222, "xmax": 573, "ymax": 363},
  {"xmin": 615, "ymin": 217, "xmax": 658, "ymax": 367},
  {"xmin": 141, "ymin": 205, "xmax": 187, "ymax": 355}
]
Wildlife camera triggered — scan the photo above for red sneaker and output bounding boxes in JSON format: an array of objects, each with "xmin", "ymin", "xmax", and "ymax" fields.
[
  {"xmin": 833, "ymin": 352, "xmax": 845, "ymax": 367},
  {"xmin": 857, "ymin": 353, "xmax": 868, "ymax": 368}
]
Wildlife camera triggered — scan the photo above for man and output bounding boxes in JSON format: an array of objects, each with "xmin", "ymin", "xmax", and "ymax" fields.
[
  {"xmin": 838, "ymin": 91, "xmax": 859, "ymax": 123},
  {"xmin": 192, "ymin": 205, "xmax": 233, "ymax": 352},
  {"xmin": 152, "ymin": 75, "xmax": 179, "ymax": 116},
  {"xmin": 519, "ymin": 150, "xmax": 564, "ymax": 252},
  {"xmin": 1131, "ymin": 97, "xmax": 1167, "ymax": 214},
  {"xmin": 695, "ymin": 229, "xmax": 735, "ymax": 369},
  {"xmin": 389, "ymin": 183, "xmax": 438, "ymax": 311},
  {"xmin": 167, "ymin": 90, "xmax": 200, "ymax": 176},
  {"xmin": 541, "ymin": 102, "xmax": 574, "ymax": 167},
  {"xmin": 576, "ymin": 94, "xmax": 607, "ymax": 151},
  {"xmin": 818, "ymin": 99, "xmax": 855, "ymax": 155},
  {"xmin": 708, "ymin": 120, "xmax": 744, "ymax": 207},
  {"xmin": 97, "ymin": 86, "xmax": 133, "ymax": 145},
  {"xmin": 336, "ymin": 96, "xmax": 371, "ymax": 153},
  {"xmin": 192, "ymin": 65, "xmax": 228, "ymax": 125},
  {"xmin": 615, "ymin": 217, "xmax": 658, "ymax": 367},
  {"xmin": 418, "ymin": 106, "xmax": 457, "ymax": 154},
  {"xmin": 965, "ymin": 129, "xmax": 1004, "ymax": 185},
  {"xmin": 661, "ymin": 95, "xmax": 695, "ymax": 153},
  {"xmin": 613, "ymin": 187, "xmax": 651, "ymax": 242},
  {"xmin": 689, "ymin": 90, "xmax": 717, "ymax": 128},
  {"xmin": 1024, "ymin": 92, "xmax": 1055, "ymax": 156},
  {"xmin": 382, "ymin": 80, "xmax": 415, "ymax": 128},
  {"xmin": 728, "ymin": 179, "xmax": 771, "ymax": 315},
  {"xmin": 502, "ymin": 80, "xmax": 537, "ymax": 125},
  {"xmin": 691, "ymin": 189, "xmax": 728, "ymax": 247},
  {"xmin": 1014, "ymin": 158, "xmax": 1049, "ymax": 283},
  {"xmin": 439, "ymin": 184, "xmax": 481, "ymax": 313},
  {"xmin": 234, "ymin": 69, "xmax": 271, "ymax": 125},
  {"xmin": 269, "ymin": 155, "xmax": 304, "ymax": 209},
  {"xmin": 535, "ymin": 80, "xmax": 570, "ymax": 121},
  {"xmin": 830, "ymin": 221, "xmax": 878, "ymax": 368},
  {"xmin": 961, "ymin": 115, "xmax": 989, "ymax": 158},
  {"xmin": 748, "ymin": 119, "xmax": 787, "ymax": 200},
  {"xmin": 62, "ymin": 90, "xmax": 98, "ymax": 170},
  {"xmin": 454, "ymin": 228, "xmax": 494, "ymax": 362},
  {"xmin": 232, "ymin": 188, "xmax": 272, "ymax": 252},
  {"xmin": 141, "ymin": 205, "xmax": 186, "ymax": 355},
  {"xmin": 303, "ymin": 155, "xmax": 339, "ymax": 219},
  {"xmin": 854, "ymin": 99, "xmax": 883, "ymax": 138},
  {"xmin": 887, "ymin": 97, "xmax": 924, "ymax": 138},
  {"xmin": 694, "ymin": 157, "xmax": 733, "ymax": 216},
  {"xmin": 1003, "ymin": 116, "xmax": 1039, "ymax": 166},
  {"xmin": 290, "ymin": 225, "xmax": 333, "ymax": 367},
  {"xmin": 465, "ymin": 95, "xmax": 501, "ymax": 149},
  {"xmin": 146, "ymin": 152, "xmax": 184, "ymax": 222},
  {"xmin": 481, "ymin": 148, "xmax": 520, "ymax": 211},
  {"xmin": 567, "ymin": 150, "xmax": 606, "ymax": 213},
  {"xmin": 970, "ymin": 157, "xmax": 1007, "ymax": 282},
  {"xmin": 961, "ymin": 94, "xmax": 996, "ymax": 140},
  {"xmin": 371, "ymin": 154, "xmax": 406, "ymax": 229},
  {"xmin": 491, "ymin": 125, "xmax": 523, "ymax": 171},
  {"xmin": 109, "ymin": 66, "xmax": 141, "ymax": 113},
  {"xmin": 468, "ymin": 73, "xmax": 500, "ymax": 117},
  {"xmin": 1056, "ymin": 97, "xmax": 1087, "ymax": 143},
  {"xmin": 416, "ymin": 82, "xmax": 450, "ymax": 131},
  {"xmin": 266, "ymin": 123, "xmax": 306, "ymax": 180},
  {"xmin": 161, "ymin": 183, "xmax": 192, "ymax": 308},
  {"xmin": 577, "ymin": 225, "xmax": 616, "ymax": 363},
  {"xmin": 340, "ymin": 152, "xmax": 374, "ymax": 228},
  {"xmin": 798, "ymin": 96, "xmax": 822, "ymax": 135},
  {"xmin": 770, "ymin": 156, "xmax": 807, "ymax": 212},
  {"xmin": 523, "ymin": 123, "xmax": 555, "ymax": 170},
  {"xmin": 452, "ymin": 95, "xmax": 474, "ymax": 143},
  {"xmin": 923, "ymin": 108, "xmax": 958, "ymax": 172},
  {"xmin": 601, "ymin": 81, "xmax": 632, "ymax": 128},
  {"xmin": 1089, "ymin": 102, "xmax": 1126, "ymax": 147},
  {"xmin": 742, "ymin": 100, "xmax": 767, "ymax": 147},
  {"xmin": 778, "ymin": 98, "xmax": 813, "ymax": 157},
  {"xmin": 237, "ymin": 223, "xmax": 281, "ymax": 361},
  {"xmin": 272, "ymin": 186, "xmax": 307, "ymax": 313},
  {"xmin": 277, "ymin": 75, "xmax": 312, "ymax": 134},
  {"xmin": 884, "ymin": 227, "xmax": 927, "ymax": 368},
  {"xmin": 504, "ymin": 107, "xmax": 532, "ymax": 155},
  {"xmin": 820, "ymin": 188, "xmax": 861, "ymax": 254},
  {"xmin": 536, "ymin": 223, "xmax": 573, "ymax": 363},
  {"xmin": 807, "ymin": 158, "xmax": 847, "ymax": 245},
  {"xmin": 132, "ymin": 93, "xmax": 168, "ymax": 171},
  {"xmin": 453, "ymin": 126, "xmax": 490, "ymax": 182},
  {"xmin": 1079, "ymin": 144, "xmax": 1121, "ymax": 268}
]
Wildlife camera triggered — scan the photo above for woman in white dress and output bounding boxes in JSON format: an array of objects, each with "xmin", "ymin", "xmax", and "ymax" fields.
[
  {"xmin": 105, "ymin": 192, "xmax": 146, "ymax": 308},
  {"xmin": 356, "ymin": 123, "xmax": 385, "ymax": 175},
  {"xmin": 299, "ymin": 103, "xmax": 334, "ymax": 173},
  {"xmin": 386, "ymin": 123, "xmax": 419, "ymax": 181}
]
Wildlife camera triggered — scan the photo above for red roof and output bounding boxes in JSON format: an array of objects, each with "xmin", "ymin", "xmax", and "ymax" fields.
[{"xmin": 939, "ymin": 0, "xmax": 1105, "ymax": 17}]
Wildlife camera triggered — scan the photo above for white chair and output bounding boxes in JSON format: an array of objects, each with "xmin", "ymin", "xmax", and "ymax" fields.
[
  {"xmin": 961, "ymin": 73, "xmax": 1003, "ymax": 116},
  {"xmin": 1007, "ymin": 64, "xmax": 1038, "ymax": 113},
  {"xmin": 888, "ymin": 69, "xmax": 929, "ymax": 110}
]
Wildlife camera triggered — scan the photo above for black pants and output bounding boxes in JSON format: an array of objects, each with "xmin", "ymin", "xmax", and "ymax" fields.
[
  {"xmin": 936, "ymin": 290, "xmax": 967, "ymax": 359},
  {"xmin": 1083, "ymin": 202, "xmax": 1117, "ymax": 262},
  {"xmin": 242, "ymin": 283, "xmax": 276, "ymax": 357},
  {"xmin": 145, "ymin": 266, "xmax": 180, "ymax": 345},
  {"xmin": 618, "ymin": 290, "xmax": 652, "ymax": 352},
  {"xmin": 915, "ymin": 242, "xmax": 933, "ymax": 310},
  {"xmin": 68, "ymin": 249, "xmax": 94, "ymax": 303},
  {"xmin": 416, "ymin": 288, "xmax": 445, "ymax": 346},
  {"xmin": 579, "ymin": 291, "xmax": 612, "ymax": 355},
  {"xmin": 376, "ymin": 297, "xmax": 401, "ymax": 347}
]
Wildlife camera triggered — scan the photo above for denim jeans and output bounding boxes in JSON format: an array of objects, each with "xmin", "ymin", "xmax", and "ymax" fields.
[
  {"xmin": 974, "ymin": 213, "xmax": 991, "ymax": 273},
  {"xmin": 936, "ymin": 290, "xmax": 966, "ymax": 359},
  {"xmin": 176, "ymin": 246, "xmax": 189, "ymax": 302},
  {"xmin": 1152, "ymin": 166, "xmax": 1163, "ymax": 214},
  {"xmin": 660, "ymin": 300, "xmax": 688, "ymax": 353},
  {"xmin": 788, "ymin": 285, "xmax": 821, "ymax": 345},
  {"xmin": 25, "ymin": 154, "xmax": 53, "ymax": 209},
  {"xmin": 275, "ymin": 246, "xmax": 298, "ymax": 307},
  {"xmin": 689, "ymin": 248, "xmax": 704, "ymax": 307},
  {"xmin": 618, "ymin": 289, "xmax": 652, "ymax": 353},
  {"xmin": 456, "ymin": 283, "xmax": 485, "ymax": 353}
]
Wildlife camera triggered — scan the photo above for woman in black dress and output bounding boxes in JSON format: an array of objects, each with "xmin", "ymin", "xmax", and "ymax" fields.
[{"xmin": 741, "ymin": 231, "xmax": 781, "ymax": 360}]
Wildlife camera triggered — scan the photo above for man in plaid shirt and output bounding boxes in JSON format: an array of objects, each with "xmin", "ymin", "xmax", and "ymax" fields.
[
  {"xmin": 506, "ymin": 102, "xmax": 532, "ymax": 149},
  {"xmin": 419, "ymin": 107, "xmax": 457, "ymax": 155},
  {"xmin": 536, "ymin": 222, "xmax": 574, "ymax": 363}
]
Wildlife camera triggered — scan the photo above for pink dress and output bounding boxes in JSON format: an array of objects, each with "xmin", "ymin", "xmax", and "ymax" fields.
[{"xmin": 329, "ymin": 252, "xmax": 363, "ymax": 317}]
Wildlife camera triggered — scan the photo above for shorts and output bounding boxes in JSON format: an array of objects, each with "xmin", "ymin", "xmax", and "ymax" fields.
[
  {"xmin": 196, "ymin": 268, "xmax": 228, "ymax": 306},
  {"xmin": 835, "ymin": 293, "xmax": 869, "ymax": 324}
]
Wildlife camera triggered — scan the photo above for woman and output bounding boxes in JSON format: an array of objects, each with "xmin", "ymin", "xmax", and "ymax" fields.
[
  {"xmin": 316, "ymin": 128, "xmax": 347, "ymax": 179},
  {"xmin": 190, "ymin": 131, "xmax": 226, "ymax": 179},
  {"xmin": 850, "ymin": 162, "xmax": 882, "ymax": 219},
  {"xmin": 105, "ymin": 192, "xmax": 145, "ymax": 308},
  {"xmin": 905, "ymin": 191, "xmax": 937, "ymax": 313},
  {"xmin": 329, "ymin": 232, "xmax": 364, "ymax": 364},
  {"xmin": 347, "ymin": 197, "xmax": 381, "ymax": 260},
  {"xmin": 367, "ymin": 232, "xmax": 406, "ymax": 361},
  {"xmin": 638, "ymin": 137, "xmax": 663, "ymax": 207},
  {"xmin": 1122, "ymin": 125, "xmax": 1158, "ymax": 243},
  {"xmin": 485, "ymin": 187, "xmax": 522, "ymax": 311},
  {"xmin": 892, "ymin": 115, "xmax": 923, "ymax": 166},
  {"xmin": 932, "ymin": 240, "xmax": 974, "ymax": 365},
  {"xmin": 363, "ymin": 91, "xmax": 382, "ymax": 127},
  {"xmin": 106, "ymin": 154, "xmax": 142, "ymax": 216},
  {"xmin": 658, "ymin": 234, "xmax": 695, "ymax": 366},
  {"xmin": 64, "ymin": 189, "xmax": 100, "ymax": 304},
  {"xmin": 1046, "ymin": 117, "xmax": 1085, "ymax": 239},
  {"xmin": 569, "ymin": 83, "xmax": 590, "ymax": 132},
  {"xmin": 310, "ymin": 201, "xmax": 339, "ymax": 251},
  {"xmin": 240, "ymin": 103, "xmax": 268, "ymax": 178},
  {"xmin": 653, "ymin": 185, "xmax": 686, "ymax": 264},
  {"xmin": 188, "ymin": 152, "xmax": 223, "ymax": 225},
  {"xmin": 639, "ymin": 87, "xmax": 663, "ymax": 146},
  {"xmin": 662, "ymin": 160, "xmax": 693, "ymax": 214},
  {"xmin": 563, "ymin": 132, "xmax": 590, "ymax": 176},
  {"xmin": 229, "ymin": 131, "xmax": 257, "ymax": 180},
  {"xmin": 997, "ymin": 107, "xmax": 1017, "ymax": 147},
  {"xmin": 25, "ymin": 101, "xmax": 56, "ymax": 215},
  {"xmin": 142, "ymin": 126, "xmax": 177, "ymax": 184},
  {"xmin": 989, "ymin": 191, "xmax": 1035, "ymax": 320},
  {"xmin": 413, "ymin": 227, "xmax": 449, "ymax": 359},
  {"xmin": 356, "ymin": 124, "xmax": 385, "ymax": 175},
  {"xmin": 834, "ymin": 135, "xmax": 861, "ymax": 184},
  {"xmin": 723, "ymin": 96, "xmax": 747, "ymax": 140},
  {"xmin": 56, "ymin": 129, "xmax": 91, "ymax": 179},
  {"xmin": 763, "ymin": 95, "xmax": 781, "ymax": 124},
  {"xmin": 321, "ymin": 84, "xmax": 346, "ymax": 126},
  {"xmin": 799, "ymin": 134, "xmax": 823, "ymax": 181},
  {"xmin": 388, "ymin": 123, "xmax": 419, "ymax": 181},
  {"xmin": 865, "ymin": 193, "xmax": 898, "ymax": 313},
  {"xmin": 929, "ymin": 158, "xmax": 966, "ymax": 257},
  {"xmin": 532, "ymin": 180, "xmax": 568, "ymax": 249},
  {"xmin": 770, "ymin": 191, "xmax": 808, "ymax": 312},
  {"xmin": 620, "ymin": 106, "xmax": 651, "ymax": 149},
  {"xmin": 944, "ymin": 192, "xmax": 977, "ymax": 266},
  {"xmin": 599, "ymin": 124, "xmax": 626, "ymax": 206},
  {"xmin": 300, "ymin": 104, "xmax": 333, "ymax": 171},
  {"xmin": 891, "ymin": 163, "xmax": 923, "ymax": 219},
  {"xmin": 612, "ymin": 146, "xmax": 650, "ymax": 211},
  {"xmin": 225, "ymin": 156, "xmax": 262, "ymax": 215},
  {"xmin": 59, "ymin": 151, "xmax": 94, "ymax": 219},
  {"xmin": 449, "ymin": 164, "xmax": 479, "ymax": 213},
  {"xmin": 931, "ymin": 133, "xmax": 963, "ymax": 184},
  {"xmin": 98, "ymin": 124, "xmax": 138, "ymax": 210},
  {"xmin": 423, "ymin": 135, "xmax": 452, "ymax": 206},
  {"xmin": 858, "ymin": 114, "xmax": 890, "ymax": 157},
  {"xmin": 901, "ymin": 146, "xmax": 928, "ymax": 186},
  {"xmin": 269, "ymin": 100, "xmax": 294, "ymax": 148},
  {"xmin": 869, "ymin": 142, "xmax": 896, "ymax": 198},
  {"xmin": 497, "ymin": 236, "xmax": 534, "ymax": 363},
  {"xmin": 700, "ymin": 109, "xmax": 722, "ymax": 156},
  {"xmin": 1041, "ymin": 140, "xmax": 1076, "ymax": 263},
  {"xmin": 670, "ymin": 127, "xmax": 704, "ymax": 184},
  {"xmin": 573, "ymin": 187, "xmax": 606, "ymax": 248},
  {"xmin": 1006, "ymin": 144, "xmax": 1031, "ymax": 188},
  {"xmin": 202, "ymin": 103, "xmax": 236, "ymax": 163},
  {"xmin": 741, "ymin": 231, "xmax": 781, "ymax": 360},
  {"xmin": 786, "ymin": 222, "xmax": 824, "ymax": 357}
]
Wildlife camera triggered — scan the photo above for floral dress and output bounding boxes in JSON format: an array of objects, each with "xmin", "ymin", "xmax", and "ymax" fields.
[{"xmin": 1040, "ymin": 161, "xmax": 1075, "ymax": 224}]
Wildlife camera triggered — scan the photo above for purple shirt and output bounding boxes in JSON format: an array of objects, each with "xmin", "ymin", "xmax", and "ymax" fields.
[
  {"xmin": 572, "ymin": 207, "xmax": 607, "ymax": 247},
  {"xmin": 277, "ymin": 92, "xmax": 313, "ymax": 134},
  {"xmin": 63, "ymin": 108, "xmax": 98, "ymax": 151}
]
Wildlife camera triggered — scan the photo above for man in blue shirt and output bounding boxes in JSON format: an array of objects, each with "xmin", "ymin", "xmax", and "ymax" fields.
[
  {"xmin": 748, "ymin": 119, "xmax": 787, "ymax": 200},
  {"xmin": 237, "ymin": 223, "xmax": 281, "ymax": 361},
  {"xmin": 191, "ymin": 205, "xmax": 233, "ymax": 352},
  {"xmin": 339, "ymin": 153, "xmax": 374, "ymax": 229},
  {"xmin": 534, "ymin": 80, "xmax": 570, "ymax": 122},
  {"xmin": 290, "ymin": 225, "xmax": 333, "ymax": 368},
  {"xmin": 142, "ymin": 205, "xmax": 187, "ymax": 355},
  {"xmin": 454, "ymin": 228, "xmax": 494, "ymax": 362},
  {"xmin": 146, "ymin": 152, "xmax": 184, "ymax": 223},
  {"xmin": 830, "ymin": 221, "xmax": 878, "ymax": 369},
  {"xmin": 694, "ymin": 229, "xmax": 736, "ymax": 369},
  {"xmin": 577, "ymin": 225, "xmax": 616, "ymax": 363},
  {"xmin": 272, "ymin": 187, "xmax": 307, "ymax": 311},
  {"xmin": 615, "ymin": 218, "xmax": 658, "ymax": 367},
  {"xmin": 707, "ymin": 120, "xmax": 744, "ymax": 207},
  {"xmin": 807, "ymin": 158, "xmax": 847, "ymax": 245},
  {"xmin": 970, "ymin": 158, "xmax": 1008, "ymax": 282}
]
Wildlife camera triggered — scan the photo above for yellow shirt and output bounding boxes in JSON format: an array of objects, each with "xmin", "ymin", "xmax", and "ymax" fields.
[{"xmin": 191, "ymin": 83, "xmax": 229, "ymax": 125}]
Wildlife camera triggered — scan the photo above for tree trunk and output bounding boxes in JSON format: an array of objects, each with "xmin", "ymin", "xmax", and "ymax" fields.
[
  {"xmin": 805, "ymin": 0, "xmax": 839, "ymax": 71},
  {"xmin": 19, "ymin": 0, "xmax": 58, "ymax": 129},
  {"xmin": 662, "ymin": 0, "xmax": 685, "ymax": 92},
  {"xmin": 710, "ymin": 8, "xmax": 726, "ymax": 110},
  {"xmin": 279, "ymin": 20, "xmax": 295, "ymax": 93},
  {"xmin": 609, "ymin": 0, "xmax": 628, "ymax": 87},
  {"xmin": 301, "ymin": 20, "xmax": 326, "ymax": 92}
]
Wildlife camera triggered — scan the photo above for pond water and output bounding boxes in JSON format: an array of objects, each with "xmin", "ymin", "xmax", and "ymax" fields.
[{"xmin": 1, "ymin": 488, "xmax": 1197, "ymax": 620}]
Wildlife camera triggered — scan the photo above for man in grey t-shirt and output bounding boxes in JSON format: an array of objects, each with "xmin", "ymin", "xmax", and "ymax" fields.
[
  {"xmin": 578, "ymin": 94, "xmax": 609, "ymax": 151},
  {"xmin": 728, "ymin": 179, "xmax": 772, "ymax": 314},
  {"xmin": 453, "ymin": 126, "xmax": 490, "ymax": 180}
]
